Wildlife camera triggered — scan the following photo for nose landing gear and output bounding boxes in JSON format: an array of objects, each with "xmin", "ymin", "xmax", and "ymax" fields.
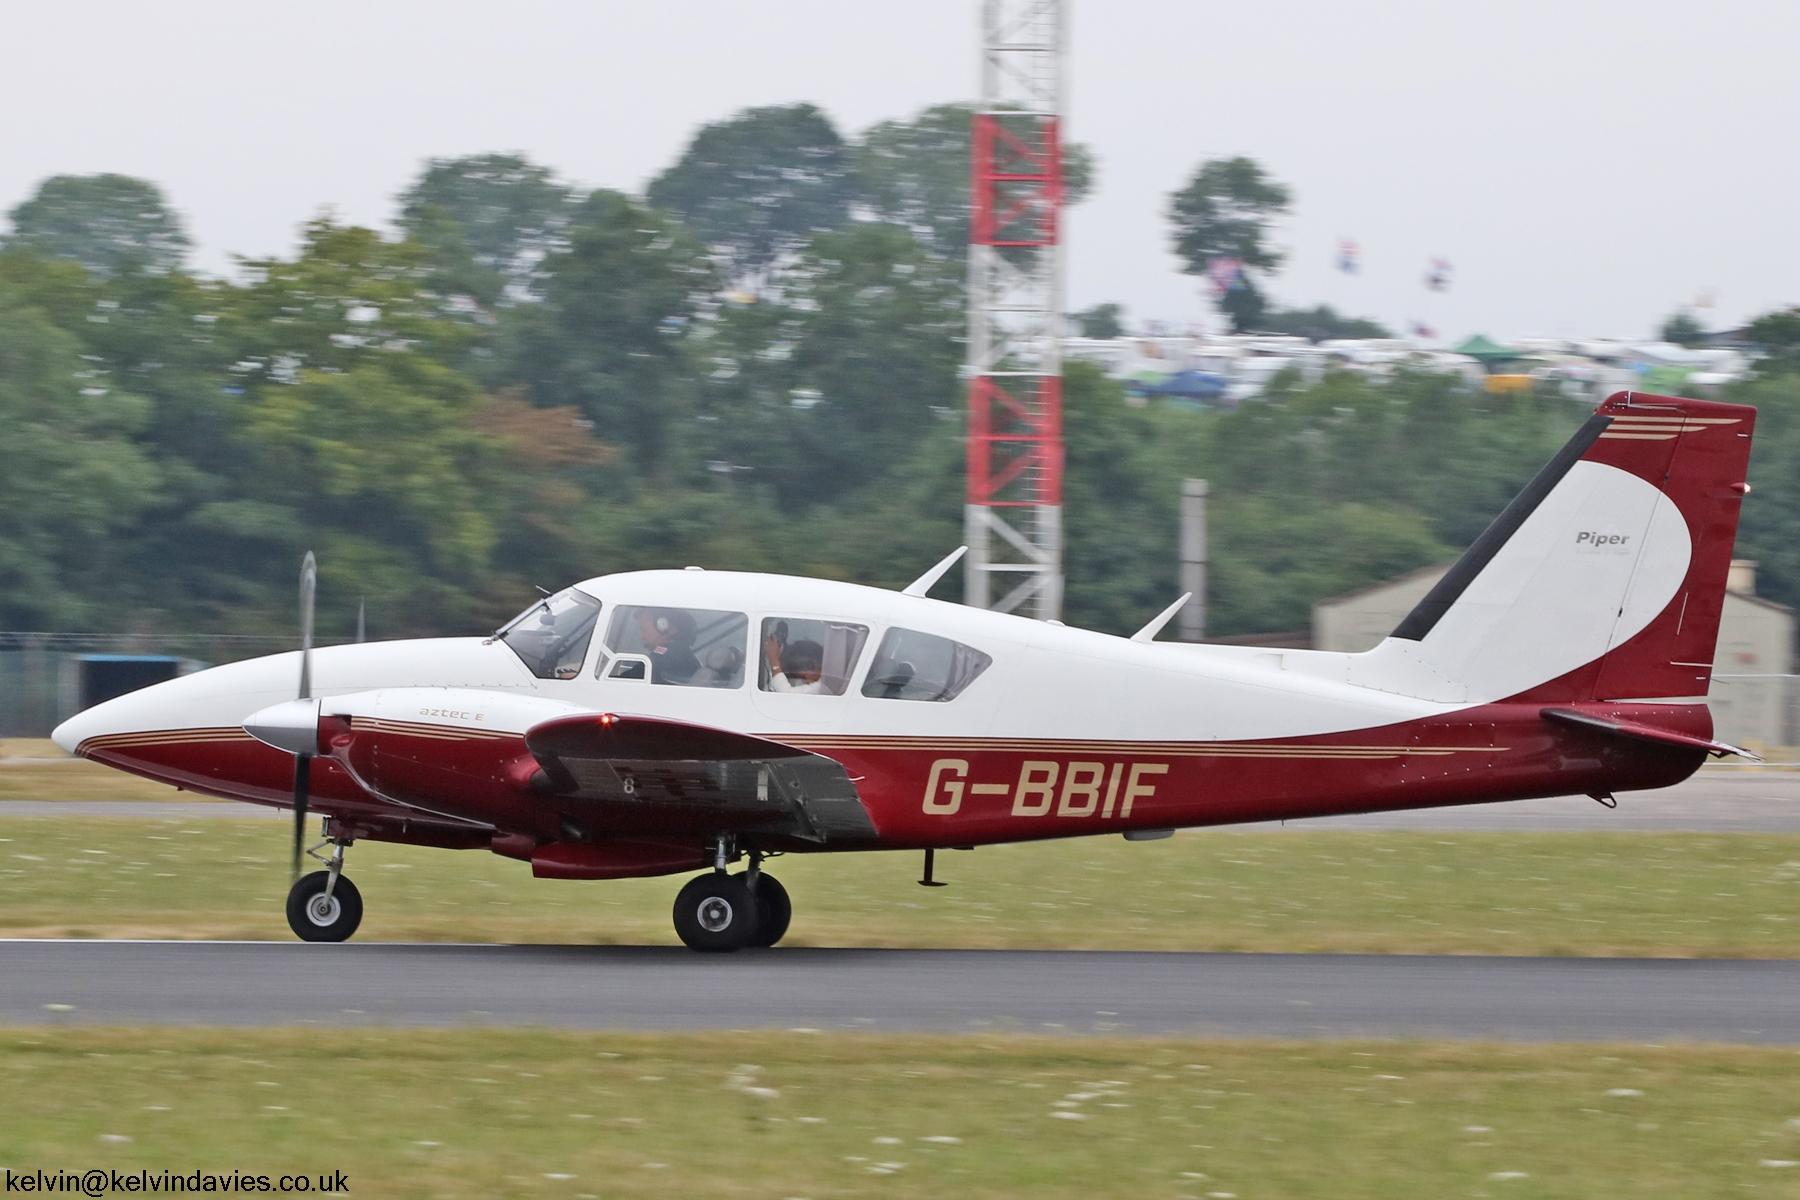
[{"xmin": 285, "ymin": 832, "xmax": 363, "ymax": 943}]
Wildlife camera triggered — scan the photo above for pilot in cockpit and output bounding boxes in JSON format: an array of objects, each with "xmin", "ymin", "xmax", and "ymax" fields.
[{"xmin": 635, "ymin": 608, "xmax": 701, "ymax": 685}]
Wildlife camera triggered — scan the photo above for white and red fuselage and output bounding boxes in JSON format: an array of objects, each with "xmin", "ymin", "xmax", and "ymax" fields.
[{"xmin": 54, "ymin": 393, "xmax": 1758, "ymax": 882}]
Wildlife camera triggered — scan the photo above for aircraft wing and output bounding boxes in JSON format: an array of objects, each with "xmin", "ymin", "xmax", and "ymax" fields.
[
  {"xmin": 523, "ymin": 712, "xmax": 878, "ymax": 844},
  {"xmin": 526, "ymin": 712, "xmax": 812, "ymax": 765}
]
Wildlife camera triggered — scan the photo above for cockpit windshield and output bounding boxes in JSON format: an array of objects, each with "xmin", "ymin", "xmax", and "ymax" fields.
[{"xmin": 496, "ymin": 588, "xmax": 600, "ymax": 680}]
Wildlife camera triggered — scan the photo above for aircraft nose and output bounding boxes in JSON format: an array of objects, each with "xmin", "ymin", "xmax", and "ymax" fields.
[
  {"xmin": 50, "ymin": 710, "xmax": 95, "ymax": 755},
  {"xmin": 51, "ymin": 685, "xmax": 171, "ymax": 756},
  {"xmin": 50, "ymin": 653, "xmax": 295, "ymax": 757}
]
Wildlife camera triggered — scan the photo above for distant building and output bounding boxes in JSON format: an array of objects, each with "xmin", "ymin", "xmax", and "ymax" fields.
[
  {"xmin": 1063, "ymin": 331, "xmax": 1751, "ymax": 408},
  {"xmin": 1313, "ymin": 560, "xmax": 1795, "ymax": 751}
]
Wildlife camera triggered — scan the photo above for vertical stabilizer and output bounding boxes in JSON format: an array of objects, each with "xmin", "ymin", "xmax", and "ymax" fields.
[{"xmin": 1353, "ymin": 392, "xmax": 1756, "ymax": 704}]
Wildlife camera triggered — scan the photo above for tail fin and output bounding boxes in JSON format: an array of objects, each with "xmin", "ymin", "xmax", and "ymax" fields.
[{"xmin": 1355, "ymin": 392, "xmax": 1756, "ymax": 705}]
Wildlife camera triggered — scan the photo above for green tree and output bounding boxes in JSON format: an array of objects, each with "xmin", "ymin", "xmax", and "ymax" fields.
[
  {"xmin": 0, "ymin": 245, "xmax": 237, "ymax": 465},
  {"xmin": 5, "ymin": 174, "xmax": 190, "ymax": 277},
  {"xmin": 689, "ymin": 223, "xmax": 963, "ymax": 507},
  {"xmin": 1257, "ymin": 304, "xmax": 1391, "ymax": 341},
  {"xmin": 1743, "ymin": 308, "xmax": 1800, "ymax": 361},
  {"xmin": 225, "ymin": 218, "xmax": 480, "ymax": 378},
  {"xmin": 1059, "ymin": 362, "xmax": 1186, "ymax": 633},
  {"xmin": 1168, "ymin": 157, "xmax": 1291, "ymax": 333},
  {"xmin": 203, "ymin": 218, "xmax": 522, "ymax": 633},
  {"xmin": 397, "ymin": 153, "xmax": 577, "ymax": 305},
  {"xmin": 496, "ymin": 190, "xmax": 712, "ymax": 470},
  {"xmin": 852, "ymin": 102, "xmax": 1095, "ymax": 252},
  {"xmin": 1207, "ymin": 496, "xmax": 1449, "ymax": 634},
  {"xmin": 0, "ymin": 281, "xmax": 161, "ymax": 626},
  {"xmin": 1659, "ymin": 308, "xmax": 1709, "ymax": 347},
  {"xmin": 0, "ymin": 246, "xmax": 257, "ymax": 625},
  {"xmin": 648, "ymin": 104, "xmax": 855, "ymax": 278},
  {"xmin": 1202, "ymin": 367, "xmax": 1583, "ymax": 550},
  {"xmin": 1071, "ymin": 302, "xmax": 1125, "ymax": 339},
  {"xmin": 1726, "ymin": 367, "xmax": 1800, "ymax": 613}
]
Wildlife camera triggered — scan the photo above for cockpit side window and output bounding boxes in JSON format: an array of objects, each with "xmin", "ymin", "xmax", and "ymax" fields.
[
  {"xmin": 604, "ymin": 605, "xmax": 748, "ymax": 688},
  {"xmin": 496, "ymin": 588, "xmax": 601, "ymax": 680},
  {"xmin": 860, "ymin": 628, "xmax": 992, "ymax": 702}
]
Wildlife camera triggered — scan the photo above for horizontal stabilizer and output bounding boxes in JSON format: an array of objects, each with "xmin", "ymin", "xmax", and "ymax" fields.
[
  {"xmin": 526, "ymin": 712, "xmax": 811, "ymax": 764},
  {"xmin": 1541, "ymin": 705, "xmax": 1760, "ymax": 761}
]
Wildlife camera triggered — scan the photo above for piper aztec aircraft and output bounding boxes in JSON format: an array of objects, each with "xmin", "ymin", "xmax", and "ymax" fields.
[{"xmin": 55, "ymin": 391, "xmax": 1758, "ymax": 950}]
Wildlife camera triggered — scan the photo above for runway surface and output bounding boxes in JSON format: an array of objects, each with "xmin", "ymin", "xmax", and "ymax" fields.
[
  {"xmin": 1253, "ymin": 771, "xmax": 1800, "ymax": 832},
  {"xmin": 6, "ymin": 941, "xmax": 1800, "ymax": 1042}
]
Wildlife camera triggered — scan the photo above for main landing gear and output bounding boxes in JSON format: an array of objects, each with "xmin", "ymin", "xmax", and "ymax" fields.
[
  {"xmin": 286, "ymin": 832, "xmax": 363, "ymax": 943},
  {"xmin": 671, "ymin": 840, "xmax": 790, "ymax": 953}
]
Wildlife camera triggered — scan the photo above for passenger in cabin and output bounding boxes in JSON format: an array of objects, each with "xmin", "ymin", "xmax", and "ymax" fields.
[
  {"xmin": 757, "ymin": 617, "xmax": 870, "ymax": 695},
  {"xmin": 635, "ymin": 608, "xmax": 701, "ymax": 685},
  {"xmin": 764, "ymin": 635, "xmax": 827, "ymax": 694}
]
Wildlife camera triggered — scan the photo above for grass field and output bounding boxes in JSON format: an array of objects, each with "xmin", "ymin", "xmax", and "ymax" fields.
[
  {"xmin": 3, "ymin": 1028, "xmax": 1800, "ymax": 1199},
  {"xmin": 0, "ymin": 741, "xmax": 192, "ymax": 803},
  {"xmin": 3, "ymin": 816, "xmax": 1798, "ymax": 955}
]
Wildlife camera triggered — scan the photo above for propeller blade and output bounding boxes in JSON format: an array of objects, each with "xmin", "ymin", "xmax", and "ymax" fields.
[
  {"xmin": 292, "ymin": 551, "xmax": 317, "ymax": 879},
  {"xmin": 291, "ymin": 753, "xmax": 311, "ymax": 879},
  {"xmin": 298, "ymin": 551, "xmax": 316, "ymax": 700}
]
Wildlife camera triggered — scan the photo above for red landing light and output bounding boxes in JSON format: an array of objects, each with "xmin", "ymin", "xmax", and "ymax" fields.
[{"xmin": 600, "ymin": 713, "xmax": 617, "ymax": 726}]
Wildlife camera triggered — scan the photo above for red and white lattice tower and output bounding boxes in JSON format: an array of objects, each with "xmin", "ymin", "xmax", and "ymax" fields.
[{"xmin": 964, "ymin": 0, "xmax": 1065, "ymax": 619}]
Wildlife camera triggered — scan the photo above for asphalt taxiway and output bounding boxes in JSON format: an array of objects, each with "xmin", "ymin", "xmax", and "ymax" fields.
[
  {"xmin": 5, "ymin": 941, "xmax": 1799, "ymax": 1042},
  {"xmin": 5, "ymin": 770, "xmax": 1797, "ymax": 1042}
]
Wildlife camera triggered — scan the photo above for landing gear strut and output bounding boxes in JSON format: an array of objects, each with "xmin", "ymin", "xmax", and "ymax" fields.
[
  {"xmin": 286, "ymin": 831, "xmax": 363, "ymax": 943},
  {"xmin": 670, "ymin": 840, "xmax": 790, "ymax": 952}
]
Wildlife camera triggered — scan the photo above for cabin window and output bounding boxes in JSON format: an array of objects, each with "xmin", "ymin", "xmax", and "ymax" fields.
[
  {"xmin": 497, "ymin": 588, "xmax": 601, "ymax": 680},
  {"xmin": 758, "ymin": 618, "xmax": 869, "ymax": 696},
  {"xmin": 604, "ymin": 605, "xmax": 747, "ymax": 688},
  {"xmin": 860, "ymin": 628, "xmax": 992, "ymax": 702}
]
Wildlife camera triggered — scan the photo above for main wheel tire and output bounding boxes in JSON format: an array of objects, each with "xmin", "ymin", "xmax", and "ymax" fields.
[
  {"xmin": 286, "ymin": 871, "xmax": 364, "ymax": 943},
  {"xmin": 673, "ymin": 872, "xmax": 760, "ymax": 953},
  {"xmin": 748, "ymin": 873, "xmax": 791, "ymax": 948}
]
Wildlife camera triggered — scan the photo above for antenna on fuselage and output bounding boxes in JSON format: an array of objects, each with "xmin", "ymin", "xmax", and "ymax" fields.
[
  {"xmin": 902, "ymin": 546, "xmax": 968, "ymax": 598},
  {"xmin": 918, "ymin": 848, "xmax": 948, "ymax": 887},
  {"xmin": 1130, "ymin": 593, "xmax": 1194, "ymax": 644}
]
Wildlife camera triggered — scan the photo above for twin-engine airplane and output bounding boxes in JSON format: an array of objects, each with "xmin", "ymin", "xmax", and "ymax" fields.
[{"xmin": 55, "ymin": 392, "xmax": 1758, "ymax": 950}]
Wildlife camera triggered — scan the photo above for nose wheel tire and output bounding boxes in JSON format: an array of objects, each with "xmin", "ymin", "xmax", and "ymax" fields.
[
  {"xmin": 673, "ymin": 872, "xmax": 761, "ymax": 952},
  {"xmin": 748, "ymin": 873, "xmax": 791, "ymax": 948},
  {"xmin": 286, "ymin": 870, "xmax": 364, "ymax": 943}
]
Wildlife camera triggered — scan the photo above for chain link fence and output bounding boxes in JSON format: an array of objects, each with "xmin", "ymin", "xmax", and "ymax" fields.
[
  {"xmin": 1707, "ymin": 674, "xmax": 1800, "ymax": 762},
  {"xmin": 0, "ymin": 633, "xmax": 354, "ymax": 738}
]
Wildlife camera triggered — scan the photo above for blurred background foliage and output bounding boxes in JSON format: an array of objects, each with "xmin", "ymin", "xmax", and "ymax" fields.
[{"xmin": 1, "ymin": 101, "xmax": 1795, "ymax": 643}]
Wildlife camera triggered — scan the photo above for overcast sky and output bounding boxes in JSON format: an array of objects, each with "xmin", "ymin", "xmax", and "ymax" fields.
[{"xmin": 3, "ymin": 0, "xmax": 1795, "ymax": 342}]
